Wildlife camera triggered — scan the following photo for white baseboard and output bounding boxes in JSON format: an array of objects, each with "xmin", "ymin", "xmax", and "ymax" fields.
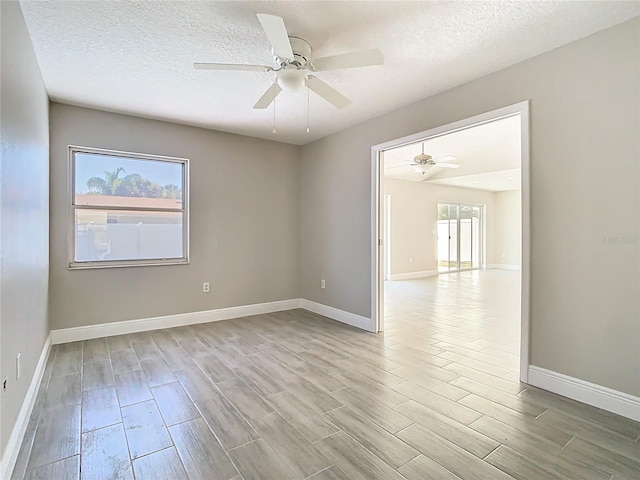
[
  {"xmin": 1, "ymin": 335, "xmax": 51, "ymax": 480},
  {"xmin": 389, "ymin": 270, "xmax": 439, "ymax": 281},
  {"xmin": 487, "ymin": 264, "xmax": 521, "ymax": 271},
  {"xmin": 50, "ymin": 299, "xmax": 302, "ymax": 344},
  {"xmin": 528, "ymin": 366, "xmax": 640, "ymax": 422},
  {"xmin": 300, "ymin": 299, "xmax": 374, "ymax": 332}
]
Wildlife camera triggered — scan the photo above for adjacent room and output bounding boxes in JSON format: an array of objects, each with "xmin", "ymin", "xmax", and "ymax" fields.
[
  {"xmin": 2, "ymin": 1, "xmax": 639, "ymax": 480},
  {"xmin": 381, "ymin": 115, "xmax": 524, "ymax": 383}
]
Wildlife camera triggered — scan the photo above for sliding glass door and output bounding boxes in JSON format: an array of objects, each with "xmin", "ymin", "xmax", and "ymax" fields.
[
  {"xmin": 437, "ymin": 204, "xmax": 458, "ymax": 272},
  {"xmin": 437, "ymin": 203, "xmax": 482, "ymax": 272}
]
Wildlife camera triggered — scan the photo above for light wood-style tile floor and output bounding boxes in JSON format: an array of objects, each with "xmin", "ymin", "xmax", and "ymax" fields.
[{"xmin": 11, "ymin": 270, "xmax": 640, "ymax": 479}]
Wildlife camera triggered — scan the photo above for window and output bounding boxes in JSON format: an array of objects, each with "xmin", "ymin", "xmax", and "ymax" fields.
[{"xmin": 69, "ymin": 146, "xmax": 189, "ymax": 268}]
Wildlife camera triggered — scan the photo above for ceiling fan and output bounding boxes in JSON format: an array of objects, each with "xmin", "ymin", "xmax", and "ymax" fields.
[
  {"xmin": 387, "ymin": 143, "xmax": 460, "ymax": 180},
  {"xmin": 194, "ymin": 13, "xmax": 383, "ymax": 109}
]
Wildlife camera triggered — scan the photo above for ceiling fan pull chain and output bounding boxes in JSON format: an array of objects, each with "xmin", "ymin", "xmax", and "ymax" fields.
[
  {"xmin": 272, "ymin": 96, "xmax": 277, "ymax": 134},
  {"xmin": 307, "ymin": 85, "xmax": 310, "ymax": 133}
]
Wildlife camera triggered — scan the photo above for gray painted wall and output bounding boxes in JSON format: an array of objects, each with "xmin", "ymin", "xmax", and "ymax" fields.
[
  {"xmin": 49, "ymin": 104, "xmax": 300, "ymax": 329},
  {"xmin": 0, "ymin": 1, "xmax": 50, "ymax": 457},
  {"xmin": 300, "ymin": 18, "xmax": 640, "ymax": 396}
]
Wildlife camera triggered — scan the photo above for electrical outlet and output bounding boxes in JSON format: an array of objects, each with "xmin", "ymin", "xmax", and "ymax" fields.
[
  {"xmin": 16, "ymin": 353, "xmax": 21, "ymax": 379},
  {"xmin": 409, "ymin": 257, "xmax": 413, "ymax": 264},
  {"xmin": 321, "ymin": 279, "xmax": 326, "ymax": 289},
  {"xmin": 203, "ymin": 282, "xmax": 210, "ymax": 293}
]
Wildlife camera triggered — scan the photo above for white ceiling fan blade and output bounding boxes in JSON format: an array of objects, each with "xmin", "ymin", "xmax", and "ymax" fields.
[
  {"xmin": 386, "ymin": 163, "xmax": 415, "ymax": 169},
  {"xmin": 257, "ymin": 14, "xmax": 294, "ymax": 61},
  {"xmin": 194, "ymin": 63, "xmax": 271, "ymax": 72},
  {"xmin": 435, "ymin": 162, "xmax": 460, "ymax": 168},
  {"xmin": 312, "ymin": 49, "xmax": 383, "ymax": 71},
  {"xmin": 307, "ymin": 76, "xmax": 351, "ymax": 109},
  {"xmin": 253, "ymin": 83, "xmax": 282, "ymax": 109}
]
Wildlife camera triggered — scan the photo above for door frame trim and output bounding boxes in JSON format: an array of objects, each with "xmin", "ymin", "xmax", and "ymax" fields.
[{"xmin": 370, "ymin": 101, "xmax": 531, "ymax": 383}]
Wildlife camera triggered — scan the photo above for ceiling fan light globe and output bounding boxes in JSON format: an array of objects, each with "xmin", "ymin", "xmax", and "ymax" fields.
[{"xmin": 277, "ymin": 69, "xmax": 306, "ymax": 92}]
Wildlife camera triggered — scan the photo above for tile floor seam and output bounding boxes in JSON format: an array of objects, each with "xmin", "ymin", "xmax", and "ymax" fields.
[{"xmin": 20, "ymin": 453, "xmax": 80, "ymax": 478}]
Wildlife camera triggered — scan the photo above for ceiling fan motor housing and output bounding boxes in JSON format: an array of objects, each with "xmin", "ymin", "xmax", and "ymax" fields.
[
  {"xmin": 274, "ymin": 37, "xmax": 313, "ymax": 92},
  {"xmin": 413, "ymin": 153, "xmax": 434, "ymax": 165},
  {"xmin": 273, "ymin": 36, "xmax": 312, "ymax": 67}
]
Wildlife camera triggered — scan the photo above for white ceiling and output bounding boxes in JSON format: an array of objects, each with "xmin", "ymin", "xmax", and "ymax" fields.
[
  {"xmin": 383, "ymin": 115, "xmax": 521, "ymax": 191},
  {"xmin": 20, "ymin": 1, "xmax": 640, "ymax": 145},
  {"xmin": 428, "ymin": 168, "xmax": 521, "ymax": 192}
]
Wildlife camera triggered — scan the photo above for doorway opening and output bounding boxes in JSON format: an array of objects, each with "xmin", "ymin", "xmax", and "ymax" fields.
[{"xmin": 371, "ymin": 101, "xmax": 530, "ymax": 382}]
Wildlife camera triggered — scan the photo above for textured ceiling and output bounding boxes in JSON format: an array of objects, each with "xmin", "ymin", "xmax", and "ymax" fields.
[{"xmin": 20, "ymin": 1, "xmax": 640, "ymax": 145}]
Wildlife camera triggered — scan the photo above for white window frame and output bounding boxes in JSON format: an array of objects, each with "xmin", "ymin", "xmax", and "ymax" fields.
[{"xmin": 68, "ymin": 145, "xmax": 190, "ymax": 269}]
